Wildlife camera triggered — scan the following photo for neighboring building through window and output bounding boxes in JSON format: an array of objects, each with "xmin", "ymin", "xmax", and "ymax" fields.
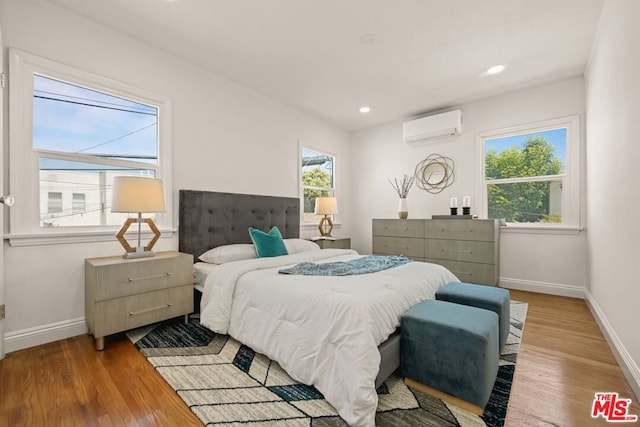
[
  {"xmin": 477, "ymin": 115, "xmax": 581, "ymax": 228},
  {"xmin": 301, "ymin": 147, "xmax": 335, "ymax": 223}
]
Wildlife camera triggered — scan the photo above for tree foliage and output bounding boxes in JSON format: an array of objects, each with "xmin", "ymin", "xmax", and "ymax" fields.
[
  {"xmin": 486, "ymin": 136, "xmax": 563, "ymax": 223},
  {"xmin": 302, "ymin": 168, "xmax": 331, "ymax": 212}
]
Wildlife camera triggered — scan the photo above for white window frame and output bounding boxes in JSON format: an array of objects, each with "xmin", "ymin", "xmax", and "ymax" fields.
[
  {"xmin": 8, "ymin": 49, "xmax": 173, "ymax": 246},
  {"xmin": 298, "ymin": 143, "xmax": 337, "ymax": 225},
  {"xmin": 475, "ymin": 115, "xmax": 582, "ymax": 232}
]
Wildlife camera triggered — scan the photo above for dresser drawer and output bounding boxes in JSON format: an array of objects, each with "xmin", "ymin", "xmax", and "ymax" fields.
[
  {"xmin": 93, "ymin": 285, "xmax": 193, "ymax": 337},
  {"xmin": 425, "ymin": 239, "xmax": 496, "ymax": 264},
  {"xmin": 425, "ymin": 259, "xmax": 497, "ymax": 286},
  {"xmin": 425, "ymin": 219, "xmax": 497, "ymax": 242},
  {"xmin": 373, "ymin": 236, "xmax": 425, "ymax": 258},
  {"xmin": 88, "ymin": 253, "xmax": 193, "ymax": 301},
  {"xmin": 373, "ymin": 219, "xmax": 425, "ymax": 237}
]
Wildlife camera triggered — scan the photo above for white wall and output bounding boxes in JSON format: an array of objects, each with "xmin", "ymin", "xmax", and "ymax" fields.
[
  {"xmin": 349, "ymin": 77, "xmax": 587, "ymax": 296},
  {"xmin": 585, "ymin": 0, "xmax": 640, "ymax": 398},
  {"xmin": 0, "ymin": 0, "xmax": 352, "ymax": 351}
]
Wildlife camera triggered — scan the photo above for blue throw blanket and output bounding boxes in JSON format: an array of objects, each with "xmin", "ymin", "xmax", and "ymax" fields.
[{"xmin": 278, "ymin": 255, "xmax": 410, "ymax": 276}]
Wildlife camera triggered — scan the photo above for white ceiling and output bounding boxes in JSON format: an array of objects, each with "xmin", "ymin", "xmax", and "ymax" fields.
[{"xmin": 47, "ymin": 0, "xmax": 604, "ymax": 131}]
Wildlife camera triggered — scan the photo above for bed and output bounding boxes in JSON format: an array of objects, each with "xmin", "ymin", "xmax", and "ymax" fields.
[{"xmin": 178, "ymin": 190, "xmax": 458, "ymax": 426}]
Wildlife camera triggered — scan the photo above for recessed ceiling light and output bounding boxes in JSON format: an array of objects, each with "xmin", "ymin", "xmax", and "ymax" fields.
[
  {"xmin": 359, "ymin": 106, "xmax": 371, "ymax": 113},
  {"xmin": 487, "ymin": 65, "xmax": 506, "ymax": 75},
  {"xmin": 360, "ymin": 33, "xmax": 375, "ymax": 45}
]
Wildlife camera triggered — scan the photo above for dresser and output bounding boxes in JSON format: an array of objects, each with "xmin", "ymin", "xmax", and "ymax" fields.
[
  {"xmin": 372, "ymin": 219, "xmax": 499, "ymax": 286},
  {"xmin": 85, "ymin": 251, "xmax": 194, "ymax": 350}
]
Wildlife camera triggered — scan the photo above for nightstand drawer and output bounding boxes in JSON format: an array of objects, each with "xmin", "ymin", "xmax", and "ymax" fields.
[
  {"xmin": 425, "ymin": 219, "xmax": 497, "ymax": 241},
  {"xmin": 315, "ymin": 238, "xmax": 351, "ymax": 249},
  {"xmin": 88, "ymin": 253, "xmax": 193, "ymax": 301},
  {"xmin": 373, "ymin": 219, "xmax": 425, "ymax": 237},
  {"xmin": 373, "ymin": 236, "xmax": 424, "ymax": 258},
  {"xmin": 93, "ymin": 285, "xmax": 193, "ymax": 337},
  {"xmin": 425, "ymin": 259, "xmax": 497, "ymax": 286},
  {"xmin": 425, "ymin": 239, "xmax": 495, "ymax": 264}
]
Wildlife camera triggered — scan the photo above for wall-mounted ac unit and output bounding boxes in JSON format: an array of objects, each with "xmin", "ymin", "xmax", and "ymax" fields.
[{"xmin": 403, "ymin": 110, "xmax": 462, "ymax": 143}]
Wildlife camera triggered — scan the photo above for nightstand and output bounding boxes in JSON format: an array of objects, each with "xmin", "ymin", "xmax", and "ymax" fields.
[
  {"xmin": 314, "ymin": 237, "xmax": 351, "ymax": 249},
  {"xmin": 85, "ymin": 251, "xmax": 194, "ymax": 350}
]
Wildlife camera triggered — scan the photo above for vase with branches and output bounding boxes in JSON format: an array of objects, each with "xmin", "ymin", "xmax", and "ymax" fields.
[{"xmin": 388, "ymin": 174, "xmax": 415, "ymax": 219}]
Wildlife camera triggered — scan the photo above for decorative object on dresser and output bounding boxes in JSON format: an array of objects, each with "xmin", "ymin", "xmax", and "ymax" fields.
[
  {"xmin": 111, "ymin": 176, "xmax": 165, "ymax": 259},
  {"xmin": 312, "ymin": 237, "xmax": 351, "ymax": 249},
  {"xmin": 314, "ymin": 196, "xmax": 338, "ymax": 237},
  {"xmin": 414, "ymin": 153, "xmax": 455, "ymax": 194},
  {"xmin": 84, "ymin": 251, "xmax": 193, "ymax": 351},
  {"xmin": 372, "ymin": 218, "xmax": 499, "ymax": 286},
  {"xmin": 450, "ymin": 197, "xmax": 458, "ymax": 215},
  {"xmin": 462, "ymin": 195, "xmax": 471, "ymax": 215},
  {"xmin": 388, "ymin": 174, "xmax": 415, "ymax": 219}
]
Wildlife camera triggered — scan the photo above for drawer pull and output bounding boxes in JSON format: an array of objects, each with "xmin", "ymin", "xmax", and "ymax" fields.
[
  {"xmin": 128, "ymin": 272, "xmax": 172, "ymax": 282},
  {"xmin": 441, "ymin": 249, "xmax": 473, "ymax": 254},
  {"xmin": 385, "ymin": 245, "xmax": 409, "ymax": 249},
  {"xmin": 129, "ymin": 303, "xmax": 173, "ymax": 316},
  {"xmin": 442, "ymin": 228, "xmax": 473, "ymax": 232}
]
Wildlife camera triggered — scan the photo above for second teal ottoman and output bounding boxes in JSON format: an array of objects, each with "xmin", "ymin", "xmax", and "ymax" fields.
[
  {"xmin": 401, "ymin": 299, "xmax": 499, "ymax": 413},
  {"xmin": 436, "ymin": 282, "xmax": 510, "ymax": 352}
]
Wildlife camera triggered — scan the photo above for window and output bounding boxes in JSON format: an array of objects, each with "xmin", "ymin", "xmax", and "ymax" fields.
[
  {"xmin": 9, "ymin": 49, "xmax": 173, "ymax": 240},
  {"xmin": 300, "ymin": 147, "xmax": 335, "ymax": 223},
  {"xmin": 72, "ymin": 193, "xmax": 86, "ymax": 215},
  {"xmin": 477, "ymin": 116, "xmax": 581, "ymax": 228},
  {"xmin": 33, "ymin": 75, "xmax": 158, "ymax": 228},
  {"xmin": 47, "ymin": 192, "xmax": 62, "ymax": 214}
]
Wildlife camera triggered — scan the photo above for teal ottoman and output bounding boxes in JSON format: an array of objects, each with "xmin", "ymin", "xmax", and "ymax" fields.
[
  {"xmin": 401, "ymin": 299, "xmax": 499, "ymax": 413},
  {"xmin": 436, "ymin": 282, "xmax": 510, "ymax": 352}
]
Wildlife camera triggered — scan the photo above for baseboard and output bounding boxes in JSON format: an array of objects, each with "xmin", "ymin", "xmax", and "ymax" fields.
[
  {"xmin": 584, "ymin": 290, "xmax": 640, "ymax": 401},
  {"xmin": 4, "ymin": 317, "xmax": 88, "ymax": 354},
  {"xmin": 499, "ymin": 277, "xmax": 585, "ymax": 299}
]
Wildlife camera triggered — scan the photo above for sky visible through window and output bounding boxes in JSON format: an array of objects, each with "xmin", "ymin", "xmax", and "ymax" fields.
[
  {"xmin": 33, "ymin": 75, "xmax": 158, "ymax": 169},
  {"xmin": 485, "ymin": 128, "xmax": 566, "ymax": 168}
]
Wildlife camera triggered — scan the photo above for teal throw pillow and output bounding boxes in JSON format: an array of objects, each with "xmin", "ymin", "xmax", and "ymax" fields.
[{"xmin": 248, "ymin": 226, "xmax": 289, "ymax": 258}]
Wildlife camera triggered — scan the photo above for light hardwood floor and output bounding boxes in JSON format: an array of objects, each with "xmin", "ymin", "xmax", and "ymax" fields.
[{"xmin": 0, "ymin": 290, "xmax": 638, "ymax": 426}]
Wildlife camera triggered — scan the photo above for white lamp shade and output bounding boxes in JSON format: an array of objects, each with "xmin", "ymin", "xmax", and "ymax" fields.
[
  {"xmin": 111, "ymin": 176, "xmax": 165, "ymax": 213},
  {"xmin": 314, "ymin": 197, "xmax": 338, "ymax": 215}
]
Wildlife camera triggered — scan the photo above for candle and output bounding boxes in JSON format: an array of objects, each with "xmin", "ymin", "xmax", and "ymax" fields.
[
  {"xmin": 463, "ymin": 196, "xmax": 471, "ymax": 207},
  {"xmin": 450, "ymin": 197, "xmax": 458, "ymax": 208}
]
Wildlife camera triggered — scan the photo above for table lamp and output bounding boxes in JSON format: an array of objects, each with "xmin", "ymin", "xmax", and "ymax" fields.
[
  {"xmin": 314, "ymin": 196, "xmax": 338, "ymax": 237},
  {"xmin": 111, "ymin": 176, "xmax": 165, "ymax": 259}
]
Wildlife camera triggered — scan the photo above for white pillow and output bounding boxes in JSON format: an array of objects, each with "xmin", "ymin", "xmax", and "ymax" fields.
[
  {"xmin": 284, "ymin": 238, "xmax": 321, "ymax": 254},
  {"xmin": 198, "ymin": 244, "xmax": 257, "ymax": 264}
]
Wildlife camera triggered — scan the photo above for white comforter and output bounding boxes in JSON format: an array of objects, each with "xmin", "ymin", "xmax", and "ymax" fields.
[{"xmin": 200, "ymin": 249, "xmax": 458, "ymax": 426}]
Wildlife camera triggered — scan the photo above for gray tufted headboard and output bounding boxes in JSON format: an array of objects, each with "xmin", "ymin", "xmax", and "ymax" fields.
[{"xmin": 179, "ymin": 190, "xmax": 300, "ymax": 260}]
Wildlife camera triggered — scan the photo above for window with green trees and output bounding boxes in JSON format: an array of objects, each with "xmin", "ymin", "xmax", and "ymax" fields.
[
  {"xmin": 301, "ymin": 148, "xmax": 335, "ymax": 223},
  {"xmin": 479, "ymin": 116, "xmax": 581, "ymax": 227}
]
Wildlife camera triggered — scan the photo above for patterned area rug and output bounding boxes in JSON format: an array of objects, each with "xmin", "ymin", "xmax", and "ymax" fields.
[{"xmin": 128, "ymin": 301, "xmax": 527, "ymax": 427}]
